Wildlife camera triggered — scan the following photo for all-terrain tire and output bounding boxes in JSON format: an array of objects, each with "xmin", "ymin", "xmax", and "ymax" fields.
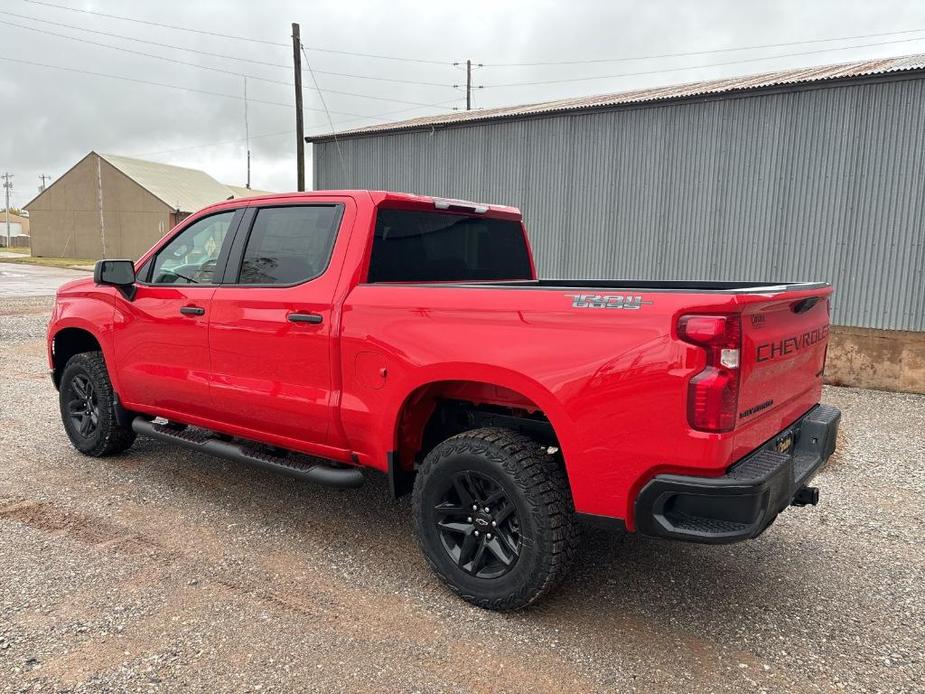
[
  {"xmin": 412, "ymin": 427, "xmax": 580, "ymax": 610},
  {"xmin": 59, "ymin": 351, "xmax": 136, "ymax": 457}
]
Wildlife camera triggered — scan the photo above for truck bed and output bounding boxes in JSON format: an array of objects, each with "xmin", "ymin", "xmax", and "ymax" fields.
[{"xmin": 381, "ymin": 279, "xmax": 830, "ymax": 293}]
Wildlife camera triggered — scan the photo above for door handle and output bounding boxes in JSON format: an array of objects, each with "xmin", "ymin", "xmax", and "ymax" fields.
[
  {"xmin": 287, "ymin": 312, "xmax": 323, "ymax": 324},
  {"xmin": 180, "ymin": 305, "xmax": 205, "ymax": 316}
]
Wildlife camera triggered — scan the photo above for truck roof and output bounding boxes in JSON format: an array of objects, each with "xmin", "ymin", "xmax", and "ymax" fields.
[{"xmin": 197, "ymin": 190, "xmax": 522, "ymax": 218}]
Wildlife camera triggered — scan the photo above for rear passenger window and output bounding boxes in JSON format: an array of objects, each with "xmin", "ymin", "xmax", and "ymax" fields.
[
  {"xmin": 238, "ymin": 205, "xmax": 341, "ymax": 285},
  {"xmin": 368, "ymin": 209, "xmax": 533, "ymax": 283}
]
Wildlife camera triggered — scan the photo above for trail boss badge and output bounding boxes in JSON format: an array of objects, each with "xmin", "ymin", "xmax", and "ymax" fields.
[{"xmin": 567, "ymin": 294, "xmax": 654, "ymax": 310}]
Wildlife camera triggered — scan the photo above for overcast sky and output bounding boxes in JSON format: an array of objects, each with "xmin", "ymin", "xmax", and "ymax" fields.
[{"xmin": 3, "ymin": 0, "xmax": 925, "ymax": 204}]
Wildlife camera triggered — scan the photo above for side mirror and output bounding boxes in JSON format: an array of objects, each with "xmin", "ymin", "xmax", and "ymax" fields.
[{"xmin": 94, "ymin": 259, "xmax": 136, "ymax": 300}]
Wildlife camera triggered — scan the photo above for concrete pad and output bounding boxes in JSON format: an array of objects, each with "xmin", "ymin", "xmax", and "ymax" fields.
[{"xmin": 0, "ymin": 262, "xmax": 89, "ymax": 298}]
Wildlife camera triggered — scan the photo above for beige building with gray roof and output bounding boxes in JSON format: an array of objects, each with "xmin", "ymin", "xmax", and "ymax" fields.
[{"xmin": 25, "ymin": 152, "xmax": 270, "ymax": 259}]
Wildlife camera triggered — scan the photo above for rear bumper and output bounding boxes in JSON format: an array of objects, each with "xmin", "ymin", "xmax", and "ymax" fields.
[{"xmin": 635, "ymin": 404, "xmax": 841, "ymax": 544}]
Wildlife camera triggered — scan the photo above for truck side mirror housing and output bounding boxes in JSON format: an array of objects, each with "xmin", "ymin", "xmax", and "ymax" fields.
[{"xmin": 94, "ymin": 259, "xmax": 137, "ymax": 300}]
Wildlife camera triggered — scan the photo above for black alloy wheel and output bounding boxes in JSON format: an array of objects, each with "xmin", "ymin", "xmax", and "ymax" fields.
[
  {"xmin": 58, "ymin": 351, "xmax": 136, "ymax": 456},
  {"xmin": 434, "ymin": 470, "xmax": 521, "ymax": 579},
  {"xmin": 66, "ymin": 373, "xmax": 100, "ymax": 439},
  {"xmin": 412, "ymin": 427, "xmax": 580, "ymax": 610}
]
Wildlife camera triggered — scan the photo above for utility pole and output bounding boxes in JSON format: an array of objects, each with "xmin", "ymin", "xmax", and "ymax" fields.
[
  {"xmin": 2, "ymin": 173, "xmax": 12, "ymax": 248},
  {"xmin": 292, "ymin": 22, "xmax": 305, "ymax": 192},
  {"xmin": 243, "ymin": 77, "xmax": 251, "ymax": 189},
  {"xmin": 39, "ymin": 174, "xmax": 51, "ymax": 192},
  {"xmin": 453, "ymin": 60, "xmax": 481, "ymax": 111}
]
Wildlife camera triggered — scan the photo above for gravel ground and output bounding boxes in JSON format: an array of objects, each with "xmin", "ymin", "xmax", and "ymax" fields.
[{"xmin": 0, "ymin": 296, "xmax": 922, "ymax": 693}]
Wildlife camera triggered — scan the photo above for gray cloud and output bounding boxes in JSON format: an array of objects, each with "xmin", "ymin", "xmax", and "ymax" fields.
[{"xmin": 2, "ymin": 0, "xmax": 925, "ymax": 203}]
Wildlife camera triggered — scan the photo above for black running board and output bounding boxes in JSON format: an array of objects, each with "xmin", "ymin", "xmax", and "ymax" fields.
[{"xmin": 131, "ymin": 417, "xmax": 364, "ymax": 488}]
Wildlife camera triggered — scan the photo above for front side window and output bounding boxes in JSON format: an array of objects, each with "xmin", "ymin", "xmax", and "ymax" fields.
[
  {"xmin": 238, "ymin": 205, "xmax": 341, "ymax": 285},
  {"xmin": 150, "ymin": 211, "xmax": 235, "ymax": 284},
  {"xmin": 368, "ymin": 209, "xmax": 533, "ymax": 283}
]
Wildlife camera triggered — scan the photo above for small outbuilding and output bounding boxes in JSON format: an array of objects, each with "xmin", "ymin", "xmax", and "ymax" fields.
[
  {"xmin": 25, "ymin": 152, "xmax": 269, "ymax": 259},
  {"xmin": 1, "ymin": 210, "xmax": 30, "ymax": 247}
]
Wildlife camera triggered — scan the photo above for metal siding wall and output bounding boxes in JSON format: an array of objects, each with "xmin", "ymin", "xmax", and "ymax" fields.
[{"xmin": 314, "ymin": 77, "xmax": 925, "ymax": 330}]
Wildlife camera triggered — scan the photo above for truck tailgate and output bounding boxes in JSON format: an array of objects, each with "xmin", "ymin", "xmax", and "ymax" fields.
[{"xmin": 734, "ymin": 290, "xmax": 831, "ymax": 453}]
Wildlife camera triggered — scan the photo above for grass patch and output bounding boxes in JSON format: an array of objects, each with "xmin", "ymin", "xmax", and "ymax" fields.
[
  {"xmin": 0, "ymin": 246, "xmax": 30, "ymax": 254},
  {"xmin": 0, "ymin": 254, "xmax": 96, "ymax": 270}
]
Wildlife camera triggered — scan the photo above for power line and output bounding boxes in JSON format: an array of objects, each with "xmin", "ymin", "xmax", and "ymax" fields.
[
  {"xmin": 26, "ymin": 0, "xmax": 925, "ymax": 70},
  {"xmin": 132, "ymin": 99, "xmax": 461, "ymax": 160},
  {"xmin": 0, "ymin": 11, "xmax": 459, "ymax": 90},
  {"xmin": 24, "ymin": 1, "xmax": 925, "ymax": 89},
  {"xmin": 298, "ymin": 45, "xmax": 449, "ymax": 66},
  {"xmin": 0, "ymin": 18, "xmax": 457, "ymax": 106},
  {"xmin": 0, "ymin": 18, "xmax": 293, "ymax": 86},
  {"xmin": 311, "ymin": 88, "xmax": 449, "ymax": 107},
  {"xmin": 0, "ymin": 9, "xmax": 294, "ymax": 69},
  {"xmin": 23, "ymin": 0, "xmax": 453, "ymax": 64},
  {"xmin": 0, "ymin": 53, "xmax": 458, "ymax": 144},
  {"xmin": 307, "ymin": 69, "xmax": 454, "ymax": 88},
  {"xmin": 23, "ymin": 0, "xmax": 289, "ymax": 46},
  {"xmin": 0, "ymin": 54, "xmax": 383, "ymax": 118},
  {"xmin": 301, "ymin": 43, "xmax": 347, "ymax": 179},
  {"xmin": 483, "ymin": 34, "xmax": 925, "ymax": 88},
  {"xmin": 326, "ymin": 97, "xmax": 462, "ymax": 126},
  {"xmin": 133, "ymin": 130, "xmax": 295, "ymax": 158},
  {"xmin": 483, "ymin": 26, "xmax": 925, "ymax": 66},
  {"xmin": 0, "ymin": 54, "xmax": 293, "ymax": 105}
]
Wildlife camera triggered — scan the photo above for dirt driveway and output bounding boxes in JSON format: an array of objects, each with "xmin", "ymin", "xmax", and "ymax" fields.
[{"xmin": 1, "ymin": 297, "xmax": 922, "ymax": 693}]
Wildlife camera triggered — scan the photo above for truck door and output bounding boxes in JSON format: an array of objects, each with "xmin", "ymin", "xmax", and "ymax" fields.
[
  {"xmin": 207, "ymin": 202, "xmax": 348, "ymax": 448},
  {"xmin": 114, "ymin": 209, "xmax": 240, "ymax": 417}
]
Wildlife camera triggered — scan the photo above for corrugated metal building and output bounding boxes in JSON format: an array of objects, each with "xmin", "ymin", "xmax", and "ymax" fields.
[
  {"xmin": 310, "ymin": 54, "xmax": 925, "ymax": 334},
  {"xmin": 25, "ymin": 152, "xmax": 270, "ymax": 259}
]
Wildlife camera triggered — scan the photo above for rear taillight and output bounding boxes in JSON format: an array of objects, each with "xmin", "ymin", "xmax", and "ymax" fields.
[{"xmin": 678, "ymin": 314, "xmax": 741, "ymax": 433}]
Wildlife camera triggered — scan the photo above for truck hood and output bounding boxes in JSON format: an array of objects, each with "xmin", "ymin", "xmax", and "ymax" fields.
[{"xmin": 57, "ymin": 275, "xmax": 95, "ymax": 295}]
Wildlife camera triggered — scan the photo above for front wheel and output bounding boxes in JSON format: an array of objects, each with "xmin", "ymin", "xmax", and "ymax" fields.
[
  {"xmin": 59, "ymin": 351, "xmax": 136, "ymax": 457},
  {"xmin": 412, "ymin": 427, "xmax": 579, "ymax": 610}
]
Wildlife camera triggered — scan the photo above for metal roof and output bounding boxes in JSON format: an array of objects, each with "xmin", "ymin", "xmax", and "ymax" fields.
[
  {"xmin": 307, "ymin": 52, "xmax": 925, "ymax": 142},
  {"xmin": 23, "ymin": 152, "xmax": 273, "ymax": 212},
  {"xmin": 99, "ymin": 154, "xmax": 271, "ymax": 212},
  {"xmin": 224, "ymin": 184, "xmax": 274, "ymax": 199}
]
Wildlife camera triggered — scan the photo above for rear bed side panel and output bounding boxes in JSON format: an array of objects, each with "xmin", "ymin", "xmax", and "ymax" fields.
[
  {"xmin": 340, "ymin": 283, "xmax": 832, "ymax": 528},
  {"xmin": 340, "ymin": 284, "xmax": 744, "ymax": 525}
]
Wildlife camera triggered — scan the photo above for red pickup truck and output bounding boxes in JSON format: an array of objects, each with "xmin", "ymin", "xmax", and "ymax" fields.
[{"xmin": 48, "ymin": 190, "xmax": 840, "ymax": 610}]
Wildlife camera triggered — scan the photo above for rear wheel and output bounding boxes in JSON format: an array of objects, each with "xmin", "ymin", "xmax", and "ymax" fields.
[
  {"xmin": 59, "ymin": 351, "xmax": 136, "ymax": 457},
  {"xmin": 412, "ymin": 427, "xmax": 579, "ymax": 610}
]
